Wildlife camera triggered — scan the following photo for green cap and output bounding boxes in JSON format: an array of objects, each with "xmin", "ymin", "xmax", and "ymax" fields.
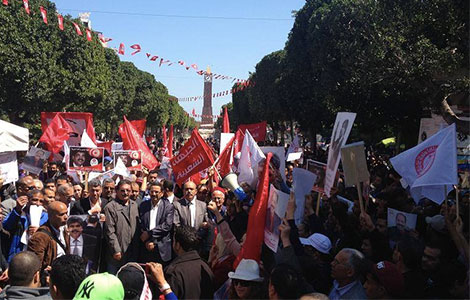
[{"xmin": 73, "ymin": 273, "xmax": 124, "ymax": 300}]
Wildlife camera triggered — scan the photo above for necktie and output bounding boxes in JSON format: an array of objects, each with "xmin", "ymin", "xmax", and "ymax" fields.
[{"xmin": 73, "ymin": 239, "xmax": 79, "ymax": 256}]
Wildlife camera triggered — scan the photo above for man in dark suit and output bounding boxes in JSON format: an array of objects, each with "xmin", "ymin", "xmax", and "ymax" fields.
[
  {"xmin": 67, "ymin": 216, "xmax": 99, "ymax": 273},
  {"xmin": 173, "ymin": 181, "xmax": 208, "ymax": 231},
  {"xmin": 139, "ymin": 182, "xmax": 174, "ymax": 264},
  {"xmin": 70, "ymin": 179, "xmax": 109, "ymax": 219},
  {"xmin": 162, "ymin": 180, "xmax": 179, "ymax": 204}
]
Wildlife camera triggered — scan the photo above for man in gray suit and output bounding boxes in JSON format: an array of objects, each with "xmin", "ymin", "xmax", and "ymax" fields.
[
  {"xmin": 103, "ymin": 179, "xmax": 140, "ymax": 274},
  {"xmin": 173, "ymin": 181, "xmax": 208, "ymax": 231}
]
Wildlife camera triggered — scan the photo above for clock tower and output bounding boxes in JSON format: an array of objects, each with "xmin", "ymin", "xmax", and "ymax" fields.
[{"xmin": 201, "ymin": 67, "xmax": 213, "ymax": 125}]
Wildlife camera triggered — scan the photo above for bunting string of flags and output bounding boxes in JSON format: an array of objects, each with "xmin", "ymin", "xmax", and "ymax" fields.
[
  {"xmin": 174, "ymin": 80, "xmax": 255, "ymax": 102},
  {"xmin": 1, "ymin": 1, "xmax": 249, "ymax": 83}
]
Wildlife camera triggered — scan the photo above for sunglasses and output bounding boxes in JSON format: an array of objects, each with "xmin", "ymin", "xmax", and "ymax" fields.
[{"xmin": 232, "ymin": 279, "xmax": 252, "ymax": 287}]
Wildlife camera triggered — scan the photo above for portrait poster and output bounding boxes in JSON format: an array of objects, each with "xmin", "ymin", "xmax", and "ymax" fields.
[
  {"xmin": 0, "ymin": 152, "xmax": 18, "ymax": 184},
  {"xmin": 69, "ymin": 146, "xmax": 104, "ymax": 172},
  {"xmin": 21, "ymin": 147, "xmax": 50, "ymax": 175},
  {"xmin": 387, "ymin": 208, "xmax": 417, "ymax": 231},
  {"xmin": 264, "ymin": 185, "xmax": 289, "ymax": 253},
  {"xmin": 113, "ymin": 150, "xmax": 142, "ymax": 171},
  {"xmin": 324, "ymin": 112, "xmax": 356, "ymax": 197}
]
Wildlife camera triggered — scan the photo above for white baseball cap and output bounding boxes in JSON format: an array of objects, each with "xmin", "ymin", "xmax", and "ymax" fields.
[
  {"xmin": 228, "ymin": 259, "xmax": 264, "ymax": 282},
  {"xmin": 299, "ymin": 233, "xmax": 332, "ymax": 254}
]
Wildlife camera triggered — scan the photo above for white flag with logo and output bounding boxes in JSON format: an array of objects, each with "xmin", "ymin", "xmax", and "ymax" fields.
[
  {"xmin": 390, "ymin": 123, "xmax": 457, "ymax": 205},
  {"xmin": 237, "ymin": 130, "xmax": 266, "ymax": 188}
]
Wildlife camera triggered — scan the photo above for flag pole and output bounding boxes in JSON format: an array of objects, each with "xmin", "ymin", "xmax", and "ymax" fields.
[
  {"xmin": 455, "ymin": 185, "xmax": 459, "ymax": 218},
  {"xmin": 444, "ymin": 185, "xmax": 448, "ymax": 208},
  {"xmin": 315, "ymin": 192, "xmax": 322, "ymax": 216}
]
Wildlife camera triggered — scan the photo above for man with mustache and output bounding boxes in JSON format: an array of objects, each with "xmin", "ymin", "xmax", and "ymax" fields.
[
  {"xmin": 67, "ymin": 216, "xmax": 99, "ymax": 273},
  {"xmin": 72, "ymin": 150, "xmax": 87, "ymax": 168}
]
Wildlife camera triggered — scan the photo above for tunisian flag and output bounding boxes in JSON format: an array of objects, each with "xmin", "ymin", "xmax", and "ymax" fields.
[
  {"xmin": 238, "ymin": 121, "xmax": 267, "ymax": 142},
  {"xmin": 170, "ymin": 129, "xmax": 214, "ymax": 185},
  {"xmin": 39, "ymin": 114, "xmax": 73, "ymax": 153},
  {"xmin": 119, "ymin": 116, "xmax": 159, "ymax": 170},
  {"xmin": 166, "ymin": 125, "xmax": 173, "ymax": 158},
  {"xmin": 234, "ymin": 152, "xmax": 272, "ymax": 268},
  {"xmin": 222, "ymin": 107, "xmax": 230, "ymax": 133}
]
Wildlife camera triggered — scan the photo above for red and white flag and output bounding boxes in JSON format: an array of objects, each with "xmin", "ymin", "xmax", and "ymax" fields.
[
  {"xmin": 130, "ymin": 44, "xmax": 141, "ymax": 55},
  {"xmin": 150, "ymin": 56, "xmax": 158, "ymax": 61},
  {"xmin": 215, "ymin": 129, "xmax": 245, "ymax": 177},
  {"xmin": 119, "ymin": 116, "xmax": 159, "ymax": 170},
  {"xmin": 390, "ymin": 123, "xmax": 457, "ymax": 205},
  {"xmin": 234, "ymin": 152, "xmax": 272, "ymax": 268},
  {"xmin": 190, "ymin": 64, "xmax": 198, "ymax": 70},
  {"xmin": 159, "ymin": 58, "xmax": 170, "ymax": 67},
  {"xmin": 170, "ymin": 129, "xmax": 214, "ymax": 185},
  {"xmin": 72, "ymin": 22, "xmax": 83, "ymax": 36},
  {"xmin": 23, "ymin": 0, "xmax": 30, "ymax": 15},
  {"xmin": 39, "ymin": 6, "xmax": 48, "ymax": 24},
  {"xmin": 57, "ymin": 14, "xmax": 64, "ymax": 30},
  {"xmin": 86, "ymin": 29, "xmax": 92, "ymax": 41},
  {"xmin": 118, "ymin": 43, "xmax": 125, "ymax": 55}
]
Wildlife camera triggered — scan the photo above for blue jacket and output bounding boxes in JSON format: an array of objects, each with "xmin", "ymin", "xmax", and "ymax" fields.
[{"xmin": 2, "ymin": 208, "xmax": 48, "ymax": 262}]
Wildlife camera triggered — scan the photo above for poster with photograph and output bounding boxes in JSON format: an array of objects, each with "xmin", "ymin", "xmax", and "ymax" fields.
[
  {"xmin": 21, "ymin": 147, "xmax": 50, "ymax": 175},
  {"xmin": 113, "ymin": 150, "xmax": 142, "ymax": 171},
  {"xmin": 69, "ymin": 147, "xmax": 104, "ymax": 172},
  {"xmin": 324, "ymin": 112, "xmax": 356, "ymax": 197},
  {"xmin": 264, "ymin": 185, "xmax": 289, "ymax": 253},
  {"xmin": 260, "ymin": 146, "xmax": 286, "ymax": 181},
  {"xmin": 340, "ymin": 141, "xmax": 370, "ymax": 187},
  {"xmin": 0, "ymin": 152, "xmax": 18, "ymax": 184},
  {"xmin": 387, "ymin": 208, "xmax": 417, "ymax": 231},
  {"xmin": 306, "ymin": 160, "xmax": 340, "ymax": 193}
]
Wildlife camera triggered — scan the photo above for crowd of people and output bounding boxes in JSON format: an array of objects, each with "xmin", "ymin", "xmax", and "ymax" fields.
[{"xmin": 0, "ymin": 134, "xmax": 468, "ymax": 300}]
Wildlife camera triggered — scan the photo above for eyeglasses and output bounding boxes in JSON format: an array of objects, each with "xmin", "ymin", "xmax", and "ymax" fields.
[{"xmin": 232, "ymin": 279, "xmax": 252, "ymax": 287}]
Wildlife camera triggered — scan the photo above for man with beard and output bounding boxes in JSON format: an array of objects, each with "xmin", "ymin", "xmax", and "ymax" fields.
[{"xmin": 71, "ymin": 150, "xmax": 86, "ymax": 168}]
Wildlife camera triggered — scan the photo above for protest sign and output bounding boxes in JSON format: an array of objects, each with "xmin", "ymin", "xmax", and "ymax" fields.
[
  {"xmin": 264, "ymin": 185, "xmax": 289, "ymax": 253},
  {"xmin": 69, "ymin": 146, "xmax": 104, "ymax": 172},
  {"xmin": 387, "ymin": 208, "xmax": 417, "ymax": 231},
  {"xmin": 0, "ymin": 120, "xmax": 29, "ymax": 152},
  {"xmin": 292, "ymin": 168, "xmax": 317, "ymax": 225},
  {"xmin": 220, "ymin": 133, "xmax": 234, "ymax": 155},
  {"xmin": 21, "ymin": 147, "xmax": 50, "ymax": 175},
  {"xmin": 287, "ymin": 152, "xmax": 302, "ymax": 162},
  {"xmin": 340, "ymin": 141, "xmax": 369, "ymax": 187},
  {"xmin": 113, "ymin": 150, "xmax": 142, "ymax": 171},
  {"xmin": 0, "ymin": 152, "xmax": 18, "ymax": 184},
  {"xmin": 324, "ymin": 112, "xmax": 356, "ymax": 197}
]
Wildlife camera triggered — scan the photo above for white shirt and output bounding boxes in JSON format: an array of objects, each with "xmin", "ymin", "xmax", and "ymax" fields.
[
  {"xmin": 167, "ymin": 194, "xmax": 175, "ymax": 204},
  {"xmin": 189, "ymin": 200, "xmax": 196, "ymax": 228},
  {"xmin": 149, "ymin": 200, "xmax": 162, "ymax": 231},
  {"xmin": 55, "ymin": 226, "xmax": 66, "ymax": 258},
  {"xmin": 88, "ymin": 198, "xmax": 101, "ymax": 215},
  {"xmin": 71, "ymin": 235, "xmax": 83, "ymax": 257}
]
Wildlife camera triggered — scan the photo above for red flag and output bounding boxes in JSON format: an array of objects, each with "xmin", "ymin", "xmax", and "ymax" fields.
[
  {"xmin": 2, "ymin": 1, "xmax": 8, "ymax": 6},
  {"xmin": 39, "ymin": 114, "xmax": 73, "ymax": 153},
  {"xmin": 98, "ymin": 34, "xmax": 112, "ymax": 44},
  {"xmin": 150, "ymin": 56, "xmax": 158, "ymax": 61},
  {"xmin": 86, "ymin": 29, "xmax": 92, "ymax": 41},
  {"xmin": 170, "ymin": 129, "xmax": 214, "ymax": 185},
  {"xmin": 146, "ymin": 53, "xmax": 151, "ymax": 58},
  {"xmin": 129, "ymin": 120, "xmax": 146, "ymax": 137},
  {"xmin": 234, "ymin": 152, "xmax": 272, "ymax": 268},
  {"xmin": 72, "ymin": 22, "xmax": 82, "ymax": 36},
  {"xmin": 191, "ymin": 108, "xmax": 196, "ymax": 117},
  {"xmin": 41, "ymin": 112, "xmax": 97, "ymax": 146},
  {"xmin": 39, "ymin": 6, "xmax": 48, "ymax": 24},
  {"xmin": 238, "ymin": 121, "xmax": 267, "ymax": 142},
  {"xmin": 167, "ymin": 125, "xmax": 173, "ymax": 159},
  {"xmin": 23, "ymin": 0, "xmax": 30, "ymax": 15},
  {"xmin": 215, "ymin": 129, "xmax": 244, "ymax": 177},
  {"xmin": 159, "ymin": 58, "xmax": 170, "ymax": 67},
  {"xmin": 119, "ymin": 116, "xmax": 159, "ymax": 170},
  {"xmin": 118, "ymin": 43, "xmax": 125, "ymax": 55},
  {"xmin": 190, "ymin": 64, "xmax": 198, "ymax": 70},
  {"xmin": 178, "ymin": 61, "xmax": 184, "ymax": 65},
  {"xmin": 130, "ymin": 44, "xmax": 141, "ymax": 55},
  {"xmin": 57, "ymin": 14, "xmax": 64, "ymax": 30}
]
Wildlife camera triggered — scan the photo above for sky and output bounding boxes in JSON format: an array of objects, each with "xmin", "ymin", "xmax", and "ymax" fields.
[{"xmin": 53, "ymin": 0, "xmax": 305, "ymax": 120}]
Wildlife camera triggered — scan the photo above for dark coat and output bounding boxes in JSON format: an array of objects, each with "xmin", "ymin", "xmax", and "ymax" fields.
[
  {"xmin": 164, "ymin": 250, "xmax": 214, "ymax": 300},
  {"xmin": 139, "ymin": 199, "xmax": 174, "ymax": 262},
  {"xmin": 70, "ymin": 197, "xmax": 109, "ymax": 216}
]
